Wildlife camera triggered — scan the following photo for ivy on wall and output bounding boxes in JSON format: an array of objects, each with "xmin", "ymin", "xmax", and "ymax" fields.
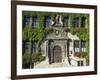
[{"xmin": 22, "ymin": 11, "xmax": 90, "ymax": 67}]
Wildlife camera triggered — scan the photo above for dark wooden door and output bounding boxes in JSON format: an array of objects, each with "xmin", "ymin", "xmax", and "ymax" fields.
[{"xmin": 53, "ymin": 46, "xmax": 62, "ymax": 63}]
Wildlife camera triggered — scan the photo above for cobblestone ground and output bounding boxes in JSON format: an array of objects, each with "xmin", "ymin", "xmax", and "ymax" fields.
[{"xmin": 34, "ymin": 60, "xmax": 73, "ymax": 68}]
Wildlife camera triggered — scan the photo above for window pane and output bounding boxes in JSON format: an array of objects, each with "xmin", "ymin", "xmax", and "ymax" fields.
[
  {"xmin": 81, "ymin": 41, "xmax": 86, "ymax": 48},
  {"xmin": 64, "ymin": 16, "xmax": 69, "ymax": 27},
  {"xmin": 44, "ymin": 16, "xmax": 51, "ymax": 27},
  {"xmin": 32, "ymin": 16, "xmax": 38, "ymax": 28},
  {"xmin": 77, "ymin": 61, "xmax": 80, "ymax": 66},
  {"xmin": 74, "ymin": 40, "xmax": 79, "ymax": 48},
  {"xmin": 81, "ymin": 61, "xmax": 84, "ymax": 66},
  {"xmin": 81, "ymin": 17, "xmax": 86, "ymax": 28},
  {"xmin": 74, "ymin": 17, "xmax": 79, "ymax": 28},
  {"xmin": 24, "ymin": 16, "xmax": 30, "ymax": 27}
]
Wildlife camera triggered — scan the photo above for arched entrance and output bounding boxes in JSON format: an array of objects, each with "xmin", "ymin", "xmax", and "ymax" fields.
[{"xmin": 53, "ymin": 45, "xmax": 62, "ymax": 63}]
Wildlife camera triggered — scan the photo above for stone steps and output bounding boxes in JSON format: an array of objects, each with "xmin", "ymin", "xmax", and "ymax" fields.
[{"xmin": 34, "ymin": 59, "xmax": 73, "ymax": 68}]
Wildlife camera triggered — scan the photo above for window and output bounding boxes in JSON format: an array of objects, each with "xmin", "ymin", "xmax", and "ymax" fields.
[
  {"xmin": 32, "ymin": 16, "xmax": 38, "ymax": 28},
  {"xmin": 44, "ymin": 16, "xmax": 51, "ymax": 27},
  {"xmin": 77, "ymin": 61, "xmax": 80, "ymax": 66},
  {"xmin": 81, "ymin": 17, "xmax": 86, "ymax": 28},
  {"xmin": 24, "ymin": 16, "xmax": 30, "ymax": 27},
  {"xmin": 77, "ymin": 61, "xmax": 84, "ymax": 66},
  {"xmin": 74, "ymin": 40, "xmax": 80, "ymax": 52},
  {"xmin": 74, "ymin": 40, "xmax": 79, "ymax": 48},
  {"xmin": 74, "ymin": 40, "xmax": 86, "ymax": 53},
  {"xmin": 81, "ymin": 40, "xmax": 86, "ymax": 52},
  {"xmin": 81, "ymin": 41, "xmax": 85, "ymax": 48},
  {"xmin": 64, "ymin": 16, "xmax": 69, "ymax": 27},
  {"xmin": 74, "ymin": 17, "xmax": 79, "ymax": 28},
  {"xmin": 25, "ymin": 42, "xmax": 30, "ymax": 53},
  {"xmin": 81, "ymin": 61, "xmax": 83, "ymax": 66}
]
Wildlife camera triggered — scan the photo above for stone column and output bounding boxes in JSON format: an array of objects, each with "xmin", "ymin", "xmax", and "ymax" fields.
[
  {"xmin": 49, "ymin": 42, "xmax": 53, "ymax": 63},
  {"xmin": 46, "ymin": 40, "xmax": 48, "ymax": 57},
  {"xmin": 48, "ymin": 40, "xmax": 54, "ymax": 64},
  {"xmin": 67, "ymin": 40, "xmax": 69, "ymax": 58},
  {"xmin": 72, "ymin": 40, "xmax": 75, "ymax": 56},
  {"xmin": 48, "ymin": 40, "xmax": 51, "ymax": 64},
  {"xmin": 45, "ymin": 40, "xmax": 48, "ymax": 61},
  {"xmin": 62, "ymin": 41, "xmax": 66, "ymax": 62},
  {"xmin": 64, "ymin": 41, "xmax": 68, "ymax": 62},
  {"xmin": 64, "ymin": 42, "xmax": 66, "ymax": 58}
]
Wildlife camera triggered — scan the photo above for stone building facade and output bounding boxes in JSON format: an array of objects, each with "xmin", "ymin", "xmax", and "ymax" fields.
[
  {"xmin": 40, "ymin": 15, "xmax": 87, "ymax": 66},
  {"xmin": 23, "ymin": 14, "xmax": 88, "ymax": 67}
]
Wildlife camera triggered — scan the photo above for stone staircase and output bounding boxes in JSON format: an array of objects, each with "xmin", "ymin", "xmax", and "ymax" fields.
[{"xmin": 34, "ymin": 58, "xmax": 73, "ymax": 68}]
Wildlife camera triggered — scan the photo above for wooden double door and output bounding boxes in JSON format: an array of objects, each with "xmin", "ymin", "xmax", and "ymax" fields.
[{"xmin": 53, "ymin": 46, "xmax": 62, "ymax": 63}]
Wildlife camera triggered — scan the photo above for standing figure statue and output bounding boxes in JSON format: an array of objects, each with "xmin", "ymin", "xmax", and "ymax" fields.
[{"xmin": 53, "ymin": 15, "xmax": 63, "ymax": 26}]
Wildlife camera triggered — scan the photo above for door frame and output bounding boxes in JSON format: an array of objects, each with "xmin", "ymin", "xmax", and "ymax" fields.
[{"xmin": 53, "ymin": 45, "xmax": 62, "ymax": 63}]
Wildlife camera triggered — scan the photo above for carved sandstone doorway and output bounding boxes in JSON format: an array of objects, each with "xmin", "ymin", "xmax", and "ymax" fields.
[{"xmin": 53, "ymin": 46, "xmax": 62, "ymax": 63}]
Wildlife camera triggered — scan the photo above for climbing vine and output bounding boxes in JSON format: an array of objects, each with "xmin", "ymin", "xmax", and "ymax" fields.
[{"xmin": 22, "ymin": 11, "xmax": 90, "ymax": 67}]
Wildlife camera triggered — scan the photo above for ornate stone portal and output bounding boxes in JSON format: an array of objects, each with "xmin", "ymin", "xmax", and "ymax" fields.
[
  {"xmin": 47, "ymin": 39, "xmax": 68, "ymax": 64},
  {"xmin": 40, "ymin": 15, "xmax": 86, "ymax": 67},
  {"xmin": 44, "ymin": 15, "xmax": 69, "ymax": 64}
]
